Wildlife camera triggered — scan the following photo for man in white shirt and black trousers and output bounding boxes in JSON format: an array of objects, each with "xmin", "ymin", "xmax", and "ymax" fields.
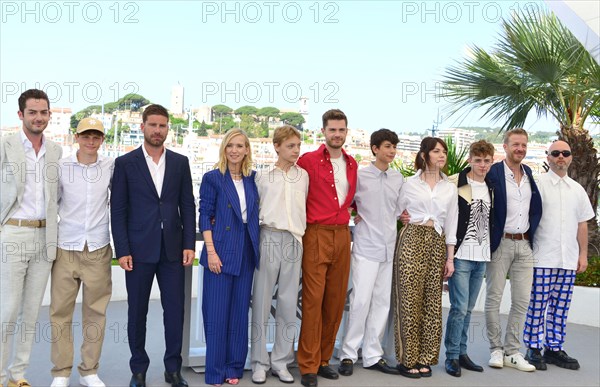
[
  {"xmin": 523, "ymin": 140, "xmax": 594, "ymax": 371},
  {"xmin": 49, "ymin": 118, "xmax": 114, "ymax": 387}
]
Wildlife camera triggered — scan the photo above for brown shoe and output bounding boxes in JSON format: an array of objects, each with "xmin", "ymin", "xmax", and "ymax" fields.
[{"xmin": 8, "ymin": 380, "xmax": 31, "ymax": 387}]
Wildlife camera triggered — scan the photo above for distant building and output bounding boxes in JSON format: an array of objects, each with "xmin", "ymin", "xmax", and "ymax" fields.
[
  {"xmin": 47, "ymin": 107, "xmax": 72, "ymax": 136},
  {"xmin": 397, "ymin": 134, "xmax": 422, "ymax": 152},
  {"xmin": 115, "ymin": 110, "xmax": 143, "ymax": 146},
  {"xmin": 348, "ymin": 128, "xmax": 369, "ymax": 147},
  {"xmin": 89, "ymin": 112, "xmax": 115, "ymax": 133},
  {"xmin": 437, "ymin": 127, "xmax": 476, "ymax": 150},
  {"xmin": 171, "ymin": 84, "xmax": 184, "ymax": 116},
  {"xmin": 194, "ymin": 105, "xmax": 213, "ymax": 124}
]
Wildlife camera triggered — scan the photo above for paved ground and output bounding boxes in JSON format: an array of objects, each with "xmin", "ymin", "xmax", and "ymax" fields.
[{"xmin": 21, "ymin": 300, "xmax": 600, "ymax": 387}]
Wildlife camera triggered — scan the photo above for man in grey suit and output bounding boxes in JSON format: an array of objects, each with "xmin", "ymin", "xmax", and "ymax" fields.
[{"xmin": 1, "ymin": 89, "xmax": 63, "ymax": 387}]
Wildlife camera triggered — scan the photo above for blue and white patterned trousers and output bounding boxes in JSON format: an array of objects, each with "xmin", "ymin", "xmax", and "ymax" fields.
[{"xmin": 523, "ymin": 267, "xmax": 575, "ymax": 350}]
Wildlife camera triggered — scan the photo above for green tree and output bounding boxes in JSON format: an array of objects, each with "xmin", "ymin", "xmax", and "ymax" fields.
[
  {"xmin": 117, "ymin": 93, "xmax": 150, "ymax": 111},
  {"xmin": 444, "ymin": 136, "xmax": 469, "ymax": 175},
  {"xmin": 440, "ymin": 8, "xmax": 600, "ymax": 244},
  {"xmin": 235, "ymin": 106, "xmax": 258, "ymax": 116},
  {"xmin": 212, "ymin": 104, "xmax": 233, "ymax": 115},
  {"xmin": 280, "ymin": 112, "xmax": 305, "ymax": 128},
  {"xmin": 256, "ymin": 107, "xmax": 280, "ymax": 122},
  {"xmin": 196, "ymin": 120, "xmax": 209, "ymax": 136}
]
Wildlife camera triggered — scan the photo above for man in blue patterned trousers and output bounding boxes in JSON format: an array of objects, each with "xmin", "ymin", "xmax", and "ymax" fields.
[{"xmin": 523, "ymin": 140, "xmax": 594, "ymax": 371}]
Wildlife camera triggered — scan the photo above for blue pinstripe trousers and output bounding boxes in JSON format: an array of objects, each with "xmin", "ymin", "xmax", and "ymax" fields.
[{"xmin": 202, "ymin": 230, "xmax": 255, "ymax": 384}]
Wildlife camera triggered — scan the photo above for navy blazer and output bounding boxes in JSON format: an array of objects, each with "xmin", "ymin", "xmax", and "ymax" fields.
[
  {"xmin": 485, "ymin": 161, "xmax": 542, "ymax": 252},
  {"xmin": 110, "ymin": 147, "xmax": 196, "ymax": 263},
  {"xmin": 198, "ymin": 169, "xmax": 260, "ymax": 276}
]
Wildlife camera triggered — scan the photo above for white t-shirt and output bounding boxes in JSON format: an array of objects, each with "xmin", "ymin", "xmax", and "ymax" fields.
[
  {"xmin": 455, "ymin": 179, "xmax": 491, "ymax": 262},
  {"xmin": 330, "ymin": 155, "xmax": 349, "ymax": 207},
  {"xmin": 233, "ymin": 179, "xmax": 247, "ymax": 223}
]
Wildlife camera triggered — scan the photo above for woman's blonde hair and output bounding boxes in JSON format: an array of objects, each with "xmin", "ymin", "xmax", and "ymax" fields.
[{"xmin": 215, "ymin": 129, "xmax": 253, "ymax": 176}]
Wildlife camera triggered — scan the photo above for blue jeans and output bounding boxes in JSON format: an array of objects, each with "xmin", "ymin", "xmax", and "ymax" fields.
[{"xmin": 444, "ymin": 259, "xmax": 486, "ymax": 359}]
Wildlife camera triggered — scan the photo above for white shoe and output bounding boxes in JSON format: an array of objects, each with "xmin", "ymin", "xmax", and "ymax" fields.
[
  {"xmin": 504, "ymin": 352, "xmax": 536, "ymax": 372},
  {"xmin": 79, "ymin": 374, "xmax": 106, "ymax": 387},
  {"xmin": 252, "ymin": 369, "xmax": 266, "ymax": 384},
  {"xmin": 272, "ymin": 368, "xmax": 294, "ymax": 383},
  {"xmin": 489, "ymin": 350, "xmax": 504, "ymax": 368},
  {"xmin": 50, "ymin": 377, "xmax": 70, "ymax": 387}
]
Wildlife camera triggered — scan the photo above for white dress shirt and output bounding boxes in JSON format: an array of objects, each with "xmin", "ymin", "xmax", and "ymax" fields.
[
  {"xmin": 12, "ymin": 130, "xmax": 46, "ymax": 220},
  {"xmin": 503, "ymin": 161, "xmax": 532, "ymax": 234},
  {"xmin": 57, "ymin": 153, "xmax": 114, "ymax": 252},
  {"xmin": 255, "ymin": 164, "xmax": 309, "ymax": 243},
  {"xmin": 399, "ymin": 170, "xmax": 458, "ymax": 245},
  {"xmin": 142, "ymin": 144, "xmax": 166, "ymax": 197},
  {"xmin": 533, "ymin": 170, "xmax": 595, "ymax": 270},
  {"xmin": 352, "ymin": 163, "xmax": 404, "ymax": 262}
]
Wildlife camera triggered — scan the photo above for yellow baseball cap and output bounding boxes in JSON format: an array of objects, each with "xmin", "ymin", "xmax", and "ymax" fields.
[{"xmin": 76, "ymin": 117, "xmax": 105, "ymax": 134}]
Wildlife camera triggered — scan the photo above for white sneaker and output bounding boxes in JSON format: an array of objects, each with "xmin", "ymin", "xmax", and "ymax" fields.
[
  {"xmin": 252, "ymin": 369, "xmax": 266, "ymax": 384},
  {"xmin": 272, "ymin": 368, "xmax": 294, "ymax": 383},
  {"xmin": 504, "ymin": 352, "xmax": 536, "ymax": 372},
  {"xmin": 79, "ymin": 374, "xmax": 105, "ymax": 387},
  {"xmin": 489, "ymin": 350, "xmax": 504, "ymax": 368},
  {"xmin": 50, "ymin": 377, "xmax": 70, "ymax": 387}
]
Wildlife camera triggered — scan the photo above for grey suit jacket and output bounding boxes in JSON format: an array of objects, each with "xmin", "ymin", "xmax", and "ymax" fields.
[{"xmin": 1, "ymin": 132, "xmax": 63, "ymax": 261}]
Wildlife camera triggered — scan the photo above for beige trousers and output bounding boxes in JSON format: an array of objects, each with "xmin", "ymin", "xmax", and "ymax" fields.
[{"xmin": 49, "ymin": 244, "xmax": 112, "ymax": 377}]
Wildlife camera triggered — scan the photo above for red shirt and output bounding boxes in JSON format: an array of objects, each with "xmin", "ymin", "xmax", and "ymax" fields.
[{"xmin": 297, "ymin": 144, "xmax": 357, "ymax": 225}]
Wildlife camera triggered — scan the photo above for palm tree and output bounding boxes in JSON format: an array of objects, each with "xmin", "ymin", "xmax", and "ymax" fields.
[{"xmin": 440, "ymin": 8, "xmax": 600, "ymax": 247}]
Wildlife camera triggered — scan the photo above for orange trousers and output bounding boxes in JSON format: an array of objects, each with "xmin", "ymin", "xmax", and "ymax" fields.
[{"xmin": 298, "ymin": 224, "xmax": 351, "ymax": 374}]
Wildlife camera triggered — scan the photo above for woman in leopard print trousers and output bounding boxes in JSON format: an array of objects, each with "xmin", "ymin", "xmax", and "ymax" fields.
[{"xmin": 392, "ymin": 137, "xmax": 458, "ymax": 378}]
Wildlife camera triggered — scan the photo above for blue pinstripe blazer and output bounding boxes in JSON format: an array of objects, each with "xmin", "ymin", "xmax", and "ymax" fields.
[{"xmin": 198, "ymin": 169, "xmax": 260, "ymax": 276}]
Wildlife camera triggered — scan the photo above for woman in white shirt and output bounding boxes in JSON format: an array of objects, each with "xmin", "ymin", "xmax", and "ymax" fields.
[{"xmin": 392, "ymin": 137, "xmax": 458, "ymax": 378}]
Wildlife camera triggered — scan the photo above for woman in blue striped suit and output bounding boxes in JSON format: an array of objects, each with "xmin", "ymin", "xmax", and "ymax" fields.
[{"xmin": 199, "ymin": 129, "xmax": 260, "ymax": 386}]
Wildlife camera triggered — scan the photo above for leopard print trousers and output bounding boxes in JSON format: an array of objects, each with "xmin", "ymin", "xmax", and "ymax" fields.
[{"xmin": 392, "ymin": 224, "xmax": 446, "ymax": 368}]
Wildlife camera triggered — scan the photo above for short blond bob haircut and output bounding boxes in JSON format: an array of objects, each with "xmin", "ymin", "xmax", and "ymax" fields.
[{"xmin": 215, "ymin": 128, "xmax": 253, "ymax": 177}]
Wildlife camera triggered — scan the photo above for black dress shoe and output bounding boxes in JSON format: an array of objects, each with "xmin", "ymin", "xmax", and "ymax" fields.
[
  {"xmin": 365, "ymin": 359, "xmax": 400, "ymax": 375},
  {"xmin": 543, "ymin": 349, "xmax": 580, "ymax": 370},
  {"xmin": 459, "ymin": 354, "xmax": 484, "ymax": 372},
  {"xmin": 164, "ymin": 371, "xmax": 189, "ymax": 387},
  {"xmin": 445, "ymin": 359, "xmax": 461, "ymax": 377},
  {"xmin": 301, "ymin": 373, "xmax": 318, "ymax": 387},
  {"xmin": 525, "ymin": 349, "xmax": 547, "ymax": 371},
  {"xmin": 129, "ymin": 373, "xmax": 146, "ymax": 387},
  {"xmin": 317, "ymin": 365, "xmax": 339, "ymax": 380},
  {"xmin": 338, "ymin": 359, "xmax": 354, "ymax": 376}
]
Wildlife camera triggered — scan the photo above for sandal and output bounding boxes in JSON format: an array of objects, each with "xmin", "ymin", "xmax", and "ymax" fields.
[
  {"xmin": 416, "ymin": 363, "xmax": 432, "ymax": 377},
  {"xmin": 396, "ymin": 363, "xmax": 421, "ymax": 379},
  {"xmin": 225, "ymin": 378, "xmax": 239, "ymax": 385}
]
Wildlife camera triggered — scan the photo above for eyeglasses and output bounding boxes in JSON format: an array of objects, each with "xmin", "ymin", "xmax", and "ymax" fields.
[{"xmin": 547, "ymin": 150, "xmax": 572, "ymax": 157}]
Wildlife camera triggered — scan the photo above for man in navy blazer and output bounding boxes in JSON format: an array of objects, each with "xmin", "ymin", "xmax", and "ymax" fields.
[
  {"xmin": 484, "ymin": 128, "xmax": 542, "ymax": 372},
  {"xmin": 111, "ymin": 104, "xmax": 196, "ymax": 387}
]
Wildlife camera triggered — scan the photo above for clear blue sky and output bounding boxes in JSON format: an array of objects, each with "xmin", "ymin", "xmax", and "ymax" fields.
[{"xmin": 1, "ymin": 0, "xmax": 595, "ymax": 134}]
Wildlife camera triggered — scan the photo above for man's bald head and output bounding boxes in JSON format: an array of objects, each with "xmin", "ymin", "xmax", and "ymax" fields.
[{"xmin": 547, "ymin": 140, "xmax": 572, "ymax": 176}]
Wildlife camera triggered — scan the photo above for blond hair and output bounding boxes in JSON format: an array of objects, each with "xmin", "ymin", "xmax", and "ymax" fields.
[
  {"xmin": 273, "ymin": 125, "xmax": 301, "ymax": 146},
  {"xmin": 215, "ymin": 129, "xmax": 253, "ymax": 176},
  {"xmin": 503, "ymin": 128, "xmax": 528, "ymax": 144}
]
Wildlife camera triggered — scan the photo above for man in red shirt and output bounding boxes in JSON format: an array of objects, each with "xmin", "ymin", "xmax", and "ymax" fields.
[{"xmin": 297, "ymin": 109, "xmax": 357, "ymax": 387}]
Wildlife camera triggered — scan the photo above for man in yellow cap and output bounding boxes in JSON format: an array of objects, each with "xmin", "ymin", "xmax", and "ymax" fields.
[{"xmin": 49, "ymin": 117, "xmax": 114, "ymax": 387}]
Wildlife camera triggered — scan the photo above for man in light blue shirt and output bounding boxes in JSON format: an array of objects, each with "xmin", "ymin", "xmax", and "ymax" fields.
[{"xmin": 338, "ymin": 129, "xmax": 403, "ymax": 377}]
